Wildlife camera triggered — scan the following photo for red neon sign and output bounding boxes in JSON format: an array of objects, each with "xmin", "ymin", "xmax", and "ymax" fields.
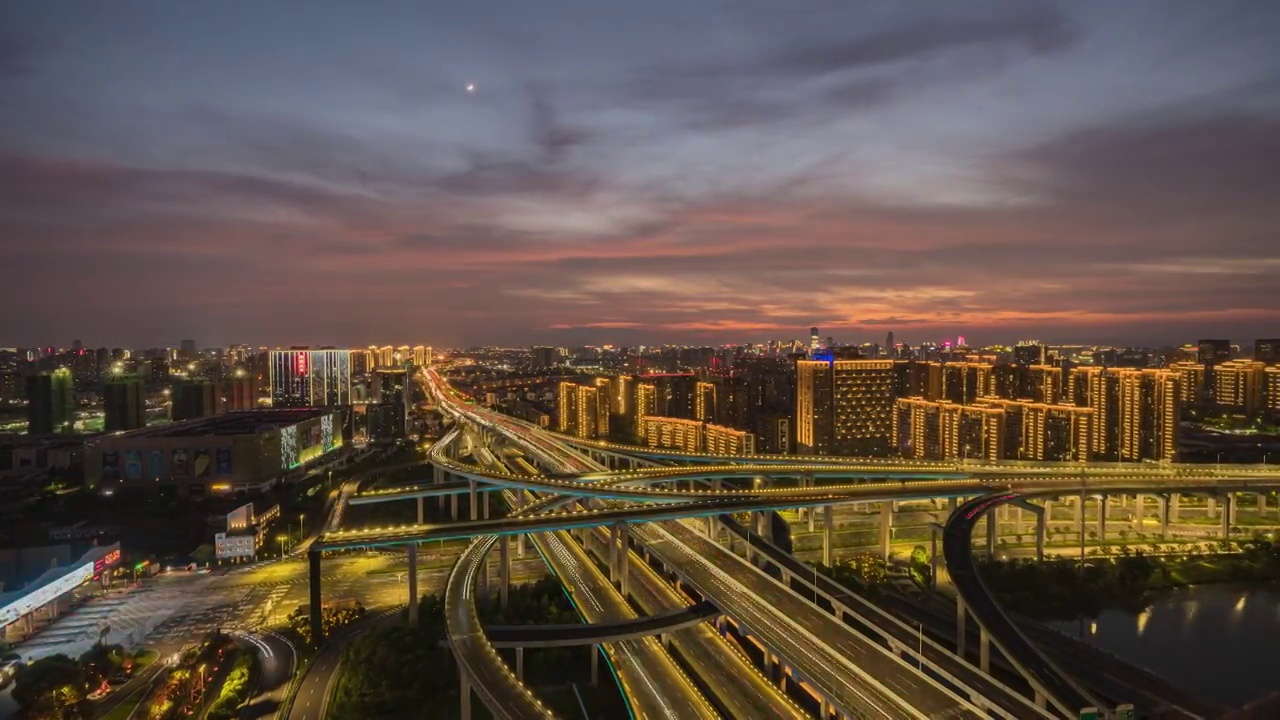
[{"xmin": 296, "ymin": 352, "xmax": 308, "ymax": 375}]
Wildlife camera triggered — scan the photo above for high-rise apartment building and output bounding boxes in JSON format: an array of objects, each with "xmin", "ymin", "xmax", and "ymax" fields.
[
  {"xmin": 1014, "ymin": 341, "xmax": 1046, "ymax": 366},
  {"xmin": 809, "ymin": 327, "xmax": 820, "ymax": 352},
  {"xmin": 555, "ymin": 381, "xmax": 608, "ymax": 440},
  {"xmin": 796, "ymin": 359, "xmax": 897, "ymax": 456},
  {"xmin": 1025, "ymin": 365, "xmax": 1063, "ymax": 404},
  {"xmin": 1070, "ymin": 367, "xmax": 1122, "ymax": 460},
  {"xmin": 103, "ymin": 373, "xmax": 145, "ymax": 432},
  {"xmin": 1213, "ymin": 360, "xmax": 1266, "ymax": 418},
  {"xmin": 1255, "ymin": 339, "xmax": 1280, "ymax": 364},
  {"xmin": 226, "ymin": 370, "xmax": 257, "ymax": 411},
  {"xmin": 269, "ymin": 350, "xmax": 352, "ymax": 408},
  {"xmin": 1197, "ymin": 339, "xmax": 1232, "ymax": 366},
  {"xmin": 1119, "ymin": 369, "xmax": 1180, "ymax": 462},
  {"xmin": 694, "ymin": 381, "xmax": 717, "ymax": 422},
  {"xmin": 26, "ymin": 368, "xmax": 76, "ymax": 434},
  {"xmin": 1167, "ymin": 362, "xmax": 1207, "ymax": 416},
  {"xmin": 171, "ymin": 379, "xmax": 218, "ymax": 421},
  {"xmin": 940, "ymin": 362, "xmax": 991, "ymax": 404},
  {"xmin": 1264, "ymin": 367, "xmax": 1280, "ymax": 421},
  {"xmin": 531, "ymin": 346, "xmax": 562, "ymax": 368}
]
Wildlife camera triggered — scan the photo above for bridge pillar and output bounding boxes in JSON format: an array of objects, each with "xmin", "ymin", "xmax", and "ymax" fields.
[
  {"xmin": 979, "ymin": 626, "xmax": 990, "ymax": 674},
  {"xmin": 1158, "ymin": 495, "xmax": 1171, "ymax": 540},
  {"xmin": 985, "ymin": 509, "xmax": 997, "ymax": 559},
  {"xmin": 451, "ymin": 490, "xmax": 459, "ymax": 521},
  {"xmin": 1229, "ymin": 492, "xmax": 1238, "ymax": 526},
  {"xmin": 516, "ymin": 647, "xmax": 524, "ymax": 680},
  {"xmin": 609, "ymin": 521, "xmax": 620, "ymax": 582},
  {"xmin": 1097, "ymin": 495, "xmax": 1109, "ymax": 542},
  {"xmin": 1207, "ymin": 496, "xmax": 1217, "ymax": 518},
  {"xmin": 823, "ymin": 504, "xmax": 834, "ymax": 567},
  {"xmin": 417, "ymin": 496, "xmax": 424, "ymax": 525},
  {"xmin": 308, "ymin": 549, "xmax": 323, "ymax": 646},
  {"xmin": 1168, "ymin": 492, "xmax": 1180, "ymax": 521},
  {"xmin": 468, "ymin": 480, "xmax": 478, "ymax": 521},
  {"xmin": 1078, "ymin": 491, "xmax": 1087, "ymax": 546},
  {"xmin": 407, "ymin": 544, "xmax": 419, "ymax": 627},
  {"xmin": 500, "ymin": 535, "xmax": 510, "ymax": 609},
  {"xmin": 590, "ymin": 645, "xmax": 599, "ymax": 686},
  {"xmin": 929, "ymin": 523, "xmax": 941, "ymax": 589},
  {"xmin": 434, "ymin": 465, "xmax": 446, "ymax": 512},
  {"xmin": 956, "ymin": 596, "xmax": 967, "ymax": 659},
  {"xmin": 460, "ymin": 675, "xmax": 471, "ymax": 720},
  {"xmin": 620, "ymin": 523, "xmax": 630, "ymax": 597},
  {"xmin": 1221, "ymin": 494, "xmax": 1234, "ymax": 540},
  {"xmin": 880, "ymin": 502, "xmax": 893, "ymax": 561},
  {"xmin": 1133, "ymin": 493, "xmax": 1145, "ymax": 531},
  {"xmin": 517, "ymin": 533, "xmax": 525, "ymax": 559},
  {"xmin": 1259, "ymin": 493, "xmax": 1268, "ymax": 514}
]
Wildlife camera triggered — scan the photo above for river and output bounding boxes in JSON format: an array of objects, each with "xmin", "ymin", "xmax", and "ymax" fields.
[{"xmin": 1046, "ymin": 584, "xmax": 1280, "ymax": 707}]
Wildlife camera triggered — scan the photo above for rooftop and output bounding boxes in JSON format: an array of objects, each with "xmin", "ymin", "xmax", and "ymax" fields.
[{"xmin": 113, "ymin": 408, "xmax": 332, "ymax": 439}]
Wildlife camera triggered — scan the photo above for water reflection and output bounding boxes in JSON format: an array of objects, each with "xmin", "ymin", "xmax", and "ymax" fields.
[{"xmin": 1046, "ymin": 585, "xmax": 1280, "ymax": 707}]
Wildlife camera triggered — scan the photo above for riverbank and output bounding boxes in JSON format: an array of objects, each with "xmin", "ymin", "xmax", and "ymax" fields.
[{"xmin": 978, "ymin": 536, "xmax": 1280, "ymax": 620}]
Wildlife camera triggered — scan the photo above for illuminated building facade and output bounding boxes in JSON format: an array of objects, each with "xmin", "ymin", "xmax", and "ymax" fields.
[
  {"xmin": 940, "ymin": 362, "xmax": 992, "ymax": 405},
  {"xmin": 1119, "ymin": 369, "xmax": 1180, "ymax": 462},
  {"xmin": 1197, "ymin": 339, "xmax": 1232, "ymax": 366},
  {"xmin": 1213, "ymin": 360, "xmax": 1266, "ymax": 417},
  {"xmin": 1256, "ymin": 338, "xmax": 1280, "ymax": 364},
  {"xmin": 1025, "ymin": 365, "xmax": 1063, "ymax": 404},
  {"xmin": 637, "ymin": 416, "xmax": 754, "ymax": 455},
  {"xmin": 1264, "ymin": 367, "xmax": 1280, "ymax": 421},
  {"xmin": 796, "ymin": 359, "xmax": 897, "ymax": 456},
  {"xmin": 555, "ymin": 381, "xmax": 607, "ymax": 440},
  {"xmin": 978, "ymin": 399, "xmax": 1093, "ymax": 461},
  {"xmin": 269, "ymin": 350, "xmax": 352, "ymax": 408},
  {"xmin": 1168, "ymin": 362, "xmax": 1207, "ymax": 415},
  {"xmin": 694, "ymin": 381, "xmax": 717, "ymax": 422}
]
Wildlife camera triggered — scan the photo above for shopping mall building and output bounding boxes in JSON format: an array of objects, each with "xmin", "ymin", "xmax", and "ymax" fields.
[{"xmin": 85, "ymin": 408, "xmax": 346, "ymax": 496}]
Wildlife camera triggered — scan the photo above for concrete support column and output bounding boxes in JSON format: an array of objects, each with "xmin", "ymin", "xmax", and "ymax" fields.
[
  {"xmin": 823, "ymin": 504, "xmax": 834, "ymax": 567},
  {"xmin": 979, "ymin": 627, "xmax": 991, "ymax": 674},
  {"xmin": 1097, "ymin": 495, "xmax": 1109, "ymax": 543},
  {"xmin": 1229, "ymin": 493, "xmax": 1238, "ymax": 526},
  {"xmin": 434, "ymin": 465, "xmax": 446, "ymax": 512},
  {"xmin": 1133, "ymin": 494, "xmax": 1144, "ymax": 531},
  {"xmin": 1207, "ymin": 496, "xmax": 1217, "ymax": 518},
  {"xmin": 451, "ymin": 490, "xmax": 459, "ymax": 521},
  {"xmin": 609, "ymin": 522, "xmax": 620, "ymax": 583},
  {"xmin": 1158, "ymin": 496, "xmax": 1170, "ymax": 540},
  {"xmin": 956, "ymin": 596, "xmax": 967, "ymax": 658},
  {"xmin": 308, "ymin": 550, "xmax": 323, "ymax": 645},
  {"xmin": 517, "ymin": 533, "xmax": 525, "ymax": 559},
  {"xmin": 417, "ymin": 496, "xmax": 424, "ymax": 525},
  {"xmin": 619, "ymin": 523, "xmax": 630, "ymax": 597},
  {"xmin": 499, "ymin": 535, "xmax": 510, "ymax": 609},
  {"xmin": 1222, "ymin": 495, "xmax": 1234, "ymax": 540},
  {"xmin": 590, "ymin": 646, "xmax": 600, "ymax": 686},
  {"xmin": 468, "ymin": 480, "xmax": 478, "ymax": 521},
  {"xmin": 516, "ymin": 647, "xmax": 524, "ymax": 680},
  {"xmin": 930, "ymin": 524, "xmax": 941, "ymax": 589},
  {"xmin": 407, "ymin": 544, "xmax": 419, "ymax": 627},
  {"xmin": 482, "ymin": 490, "xmax": 490, "ymax": 520},
  {"xmin": 1078, "ymin": 492, "xmax": 1087, "ymax": 544},
  {"xmin": 1259, "ymin": 494, "xmax": 1268, "ymax": 513},
  {"xmin": 880, "ymin": 502, "xmax": 893, "ymax": 561},
  {"xmin": 985, "ymin": 510, "xmax": 997, "ymax": 559},
  {"xmin": 460, "ymin": 676, "xmax": 471, "ymax": 720},
  {"xmin": 1169, "ymin": 493, "xmax": 1180, "ymax": 522}
]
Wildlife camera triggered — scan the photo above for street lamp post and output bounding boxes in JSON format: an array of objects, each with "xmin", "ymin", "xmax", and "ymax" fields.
[
  {"xmin": 298, "ymin": 514, "xmax": 305, "ymax": 546},
  {"xmin": 277, "ymin": 535, "xmax": 287, "ymax": 558}
]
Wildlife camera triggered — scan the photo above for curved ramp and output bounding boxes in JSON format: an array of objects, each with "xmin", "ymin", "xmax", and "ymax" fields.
[{"xmin": 485, "ymin": 600, "xmax": 719, "ymax": 648}]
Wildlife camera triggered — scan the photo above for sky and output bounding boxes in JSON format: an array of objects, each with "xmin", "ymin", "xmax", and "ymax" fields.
[{"xmin": 3, "ymin": 1, "xmax": 1280, "ymax": 349}]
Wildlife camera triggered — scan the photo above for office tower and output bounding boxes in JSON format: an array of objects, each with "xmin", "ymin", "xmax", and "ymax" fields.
[
  {"xmin": 531, "ymin": 346, "xmax": 561, "ymax": 368},
  {"xmin": 1014, "ymin": 341, "xmax": 1046, "ymax": 366},
  {"xmin": 1119, "ymin": 369, "xmax": 1180, "ymax": 462},
  {"xmin": 1255, "ymin": 339, "xmax": 1280, "ymax": 364},
  {"xmin": 1167, "ymin": 362, "xmax": 1207, "ymax": 417},
  {"xmin": 1197, "ymin": 339, "xmax": 1231, "ymax": 366},
  {"xmin": 796, "ymin": 358, "xmax": 896, "ymax": 456},
  {"xmin": 171, "ymin": 379, "xmax": 218, "ymax": 421},
  {"xmin": 269, "ymin": 350, "xmax": 352, "ymax": 407},
  {"xmin": 1026, "ymin": 365, "xmax": 1062, "ymax": 404},
  {"xmin": 227, "ymin": 369, "xmax": 257, "ymax": 411},
  {"xmin": 809, "ymin": 327, "xmax": 820, "ymax": 352},
  {"xmin": 1265, "ymin": 367, "xmax": 1280, "ymax": 421},
  {"xmin": 1213, "ymin": 360, "xmax": 1266, "ymax": 417},
  {"xmin": 885, "ymin": 332, "xmax": 895, "ymax": 358},
  {"xmin": 26, "ymin": 368, "xmax": 76, "ymax": 434},
  {"xmin": 103, "ymin": 373, "xmax": 145, "ymax": 432}
]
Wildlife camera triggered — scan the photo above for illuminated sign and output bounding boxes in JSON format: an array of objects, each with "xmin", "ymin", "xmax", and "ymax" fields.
[
  {"xmin": 963, "ymin": 493, "xmax": 1018, "ymax": 521},
  {"xmin": 295, "ymin": 352, "xmax": 308, "ymax": 375},
  {"xmin": 94, "ymin": 549, "xmax": 122, "ymax": 579},
  {"xmin": 0, "ymin": 562, "xmax": 94, "ymax": 627}
]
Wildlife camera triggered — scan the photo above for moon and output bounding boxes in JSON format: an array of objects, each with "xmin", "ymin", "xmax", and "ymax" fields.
[{"xmin": 466, "ymin": 83, "xmax": 476, "ymax": 93}]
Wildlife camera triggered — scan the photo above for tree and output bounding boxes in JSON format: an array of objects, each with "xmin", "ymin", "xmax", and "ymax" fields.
[
  {"xmin": 190, "ymin": 544, "xmax": 216, "ymax": 566},
  {"xmin": 12, "ymin": 654, "xmax": 91, "ymax": 719}
]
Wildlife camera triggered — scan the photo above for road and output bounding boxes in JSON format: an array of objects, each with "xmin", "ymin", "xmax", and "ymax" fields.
[{"xmin": 944, "ymin": 493, "xmax": 1100, "ymax": 718}]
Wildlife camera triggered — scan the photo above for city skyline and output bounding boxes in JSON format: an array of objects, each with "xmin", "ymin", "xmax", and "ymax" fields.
[{"xmin": 6, "ymin": 1, "xmax": 1280, "ymax": 347}]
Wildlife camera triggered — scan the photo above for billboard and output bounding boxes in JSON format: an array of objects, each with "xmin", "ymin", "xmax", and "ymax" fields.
[
  {"xmin": 171, "ymin": 448, "xmax": 190, "ymax": 476},
  {"xmin": 93, "ymin": 548, "xmax": 121, "ymax": 580},
  {"xmin": 101, "ymin": 452, "xmax": 120, "ymax": 482},
  {"xmin": 193, "ymin": 449, "xmax": 212, "ymax": 478},
  {"xmin": 321, "ymin": 414, "xmax": 335, "ymax": 450},
  {"xmin": 280, "ymin": 426, "xmax": 299, "ymax": 469},
  {"xmin": 124, "ymin": 450, "xmax": 143, "ymax": 481},
  {"xmin": 215, "ymin": 447, "xmax": 233, "ymax": 476},
  {"xmin": 147, "ymin": 449, "xmax": 164, "ymax": 478}
]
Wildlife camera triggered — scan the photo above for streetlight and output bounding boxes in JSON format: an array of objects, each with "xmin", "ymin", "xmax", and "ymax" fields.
[
  {"xmin": 298, "ymin": 514, "xmax": 305, "ymax": 544},
  {"xmin": 277, "ymin": 535, "xmax": 287, "ymax": 558}
]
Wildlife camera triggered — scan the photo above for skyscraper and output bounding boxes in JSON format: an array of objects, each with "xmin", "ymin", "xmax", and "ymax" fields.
[
  {"xmin": 26, "ymin": 368, "xmax": 76, "ymax": 434},
  {"xmin": 796, "ymin": 358, "xmax": 897, "ymax": 456},
  {"xmin": 103, "ymin": 373, "xmax": 145, "ymax": 432},
  {"xmin": 1014, "ymin": 341, "xmax": 1046, "ymax": 366},
  {"xmin": 885, "ymin": 332, "xmax": 894, "ymax": 358},
  {"xmin": 1119, "ymin": 369, "xmax": 1180, "ymax": 462},
  {"xmin": 809, "ymin": 327, "xmax": 820, "ymax": 352},
  {"xmin": 1255, "ymin": 339, "xmax": 1280, "ymax": 364},
  {"xmin": 1197, "ymin": 339, "xmax": 1231, "ymax": 366},
  {"xmin": 269, "ymin": 350, "xmax": 352, "ymax": 408},
  {"xmin": 171, "ymin": 379, "xmax": 218, "ymax": 421},
  {"xmin": 1213, "ymin": 360, "xmax": 1266, "ymax": 417}
]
